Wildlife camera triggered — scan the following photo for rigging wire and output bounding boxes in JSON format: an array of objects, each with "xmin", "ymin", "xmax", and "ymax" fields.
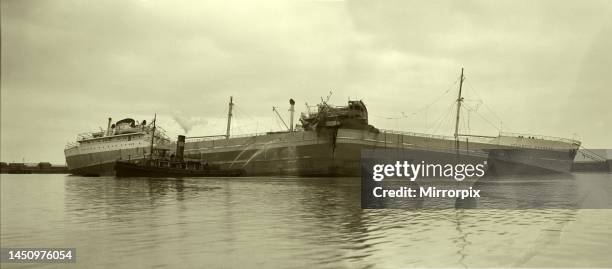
[
  {"xmin": 464, "ymin": 79, "xmax": 505, "ymax": 130},
  {"xmin": 441, "ymin": 106, "xmax": 456, "ymax": 135},
  {"xmin": 429, "ymin": 100, "xmax": 457, "ymax": 135},
  {"xmin": 413, "ymin": 76, "xmax": 461, "ymax": 115},
  {"xmin": 461, "ymin": 102, "xmax": 501, "ymax": 132},
  {"xmin": 201, "ymin": 109, "xmax": 228, "ymax": 136},
  {"xmin": 235, "ymin": 105, "xmax": 274, "ymax": 133},
  {"xmin": 370, "ymin": 76, "xmax": 461, "ymax": 120},
  {"xmin": 460, "ymin": 108, "xmax": 468, "ymax": 134},
  {"xmin": 428, "ymin": 101, "xmax": 453, "ymax": 134},
  {"xmin": 426, "ymin": 104, "xmax": 448, "ymax": 134}
]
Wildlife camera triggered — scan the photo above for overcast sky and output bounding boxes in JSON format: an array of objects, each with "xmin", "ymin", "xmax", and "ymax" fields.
[{"xmin": 1, "ymin": 0, "xmax": 611, "ymax": 164}]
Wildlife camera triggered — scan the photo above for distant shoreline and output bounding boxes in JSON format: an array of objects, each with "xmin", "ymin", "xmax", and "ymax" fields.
[{"xmin": 1, "ymin": 162, "xmax": 69, "ymax": 174}]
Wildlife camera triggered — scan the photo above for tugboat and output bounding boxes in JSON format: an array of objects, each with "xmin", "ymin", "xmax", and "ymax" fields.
[{"xmin": 115, "ymin": 134, "xmax": 245, "ymax": 178}]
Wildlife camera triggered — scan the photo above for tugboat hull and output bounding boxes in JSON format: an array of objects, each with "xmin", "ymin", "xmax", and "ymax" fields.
[{"xmin": 114, "ymin": 161, "xmax": 244, "ymax": 178}]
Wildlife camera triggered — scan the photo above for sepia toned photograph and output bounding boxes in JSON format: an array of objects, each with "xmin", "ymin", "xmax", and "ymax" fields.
[{"xmin": 1, "ymin": 0, "xmax": 611, "ymax": 268}]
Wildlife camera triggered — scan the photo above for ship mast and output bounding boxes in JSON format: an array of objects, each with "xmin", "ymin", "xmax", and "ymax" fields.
[
  {"xmin": 149, "ymin": 113, "xmax": 156, "ymax": 160},
  {"xmin": 226, "ymin": 96, "xmax": 234, "ymax": 140},
  {"xmin": 454, "ymin": 68, "xmax": 465, "ymax": 152}
]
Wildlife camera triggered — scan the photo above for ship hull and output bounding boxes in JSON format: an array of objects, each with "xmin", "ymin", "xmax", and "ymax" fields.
[
  {"xmin": 68, "ymin": 161, "xmax": 117, "ymax": 177},
  {"xmin": 114, "ymin": 161, "xmax": 244, "ymax": 177},
  {"xmin": 64, "ymin": 125, "xmax": 176, "ymax": 177},
  {"xmin": 65, "ymin": 147, "xmax": 150, "ymax": 176},
  {"xmin": 185, "ymin": 130, "xmax": 346, "ymax": 176},
  {"xmin": 66, "ymin": 129, "xmax": 577, "ymax": 177},
  {"xmin": 184, "ymin": 128, "xmax": 577, "ymax": 177},
  {"xmin": 487, "ymin": 148, "xmax": 576, "ymax": 175}
]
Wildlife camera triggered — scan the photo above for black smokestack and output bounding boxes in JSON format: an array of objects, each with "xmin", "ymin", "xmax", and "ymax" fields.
[{"xmin": 176, "ymin": 135, "xmax": 185, "ymax": 161}]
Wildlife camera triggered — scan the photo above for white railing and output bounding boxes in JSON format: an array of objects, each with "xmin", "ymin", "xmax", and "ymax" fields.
[
  {"xmin": 65, "ymin": 142, "xmax": 79, "ymax": 149},
  {"xmin": 379, "ymin": 129, "xmax": 456, "ymax": 141},
  {"xmin": 499, "ymin": 132, "xmax": 580, "ymax": 144},
  {"xmin": 77, "ymin": 131, "xmax": 98, "ymax": 141},
  {"xmin": 380, "ymin": 129, "xmax": 580, "ymax": 145},
  {"xmin": 185, "ymin": 135, "xmax": 226, "ymax": 142},
  {"xmin": 186, "ymin": 131, "xmax": 284, "ymax": 142},
  {"xmin": 378, "ymin": 129, "xmax": 508, "ymax": 145}
]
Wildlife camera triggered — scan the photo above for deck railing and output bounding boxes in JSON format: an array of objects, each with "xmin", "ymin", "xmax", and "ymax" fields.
[
  {"xmin": 183, "ymin": 128, "xmax": 581, "ymax": 148},
  {"xmin": 186, "ymin": 132, "xmax": 282, "ymax": 142},
  {"xmin": 499, "ymin": 132, "xmax": 580, "ymax": 144},
  {"xmin": 378, "ymin": 129, "xmax": 456, "ymax": 140},
  {"xmin": 65, "ymin": 142, "xmax": 79, "ymax": 149}
]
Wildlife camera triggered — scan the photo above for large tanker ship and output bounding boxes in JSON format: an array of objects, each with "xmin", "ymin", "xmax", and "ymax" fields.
[
  {"xmin": 183, "ymin": 100, "xmax": 579, "ymax": 176},
  {"xmin": 65, "ymin": 117, "xmax": 173, "ymax": 176},
  {"xmin": 65, "ymin": 70, "xmax": 580, "ymax": 176},
  {"xmin": 184, "ymin": 70, "xmax": 580, "ymax": 176}
]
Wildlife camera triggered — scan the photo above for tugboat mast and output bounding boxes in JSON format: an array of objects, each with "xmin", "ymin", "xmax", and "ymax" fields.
[
  {"xmin": 454, "ymin": 68, "xmax": 465, "ymax": 151},
  {"xmin": 149, "ymin": 113, "xmax": 156, "ymax": 160},
  {"xmin": 226, "ymin": 96, "xmax": 234, "ymax": 140}
]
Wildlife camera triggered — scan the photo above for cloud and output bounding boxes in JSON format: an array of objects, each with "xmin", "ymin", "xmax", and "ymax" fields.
[{"xmin": 1, "ymin": 0, "xmax": 611, "ymax": 163}]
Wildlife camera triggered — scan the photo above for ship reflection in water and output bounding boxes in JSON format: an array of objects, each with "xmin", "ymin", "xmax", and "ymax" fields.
[{"xmin": 1, "ymin": 174, "xmax": 612, "ymax": 268}]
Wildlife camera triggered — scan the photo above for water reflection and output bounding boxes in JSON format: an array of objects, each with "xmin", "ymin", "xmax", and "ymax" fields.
[
  {"xmin": 1, "ymin": 174, "xmax": 610, "ymax": 268},
  {"xmin": 60, "ymin": 175, "xmax": 597, "ymax": 268}
]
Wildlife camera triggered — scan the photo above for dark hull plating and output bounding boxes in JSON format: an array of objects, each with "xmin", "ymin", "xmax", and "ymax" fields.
[
  {"xmin": 66, "ymin": 129, "xmax": 578, "ymax": 177},
  {"xmin": 114, "ymin": 161, "xmax": 244, "ymax": 177},
  {"xmin": 184, "ymin": 129, "xmax": 577, "ymax": 176},
  {"xmin": 65, "ymin": 147, "xmax": 147, "ymax": 176}
]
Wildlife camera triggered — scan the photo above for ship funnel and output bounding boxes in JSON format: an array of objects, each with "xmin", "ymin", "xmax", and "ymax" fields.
[
  {"xmin": 289, "ymin": 99, "xmax": 295, "ymax": 132},
  {"xmin": 176, "ymin": 135, "xmax": 185, "ymax": 161},
  {"xmin": 106, "ymin": 118, "xmax": 112, "ymax": 136}
]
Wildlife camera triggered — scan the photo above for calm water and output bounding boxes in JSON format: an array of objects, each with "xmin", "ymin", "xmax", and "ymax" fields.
[{"xmin": 1, "ymin": 173, "xmax": 611, "ymax": 268}]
